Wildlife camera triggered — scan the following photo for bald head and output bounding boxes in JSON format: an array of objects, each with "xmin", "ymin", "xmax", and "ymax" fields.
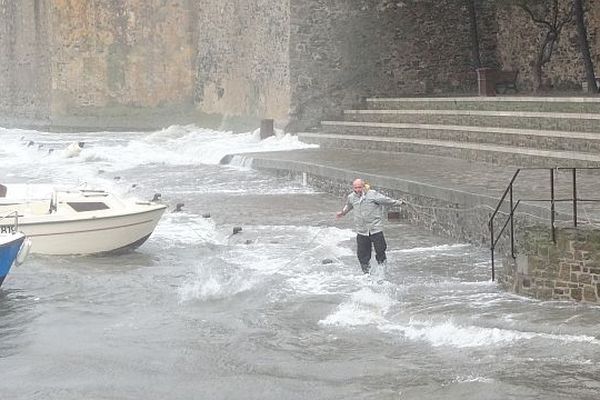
[{"xmin": 352, "ymin": 178, "xmax": 364, "ymax": 195}]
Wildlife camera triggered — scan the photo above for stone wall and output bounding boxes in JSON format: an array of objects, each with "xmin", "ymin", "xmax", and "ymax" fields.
[
  {"xmin": 192, "ymin": 0, "xmax": 291, "ymax": 127},
  {"xmin": 501, "ymin": 226, "xmax": 600, "ymax": 303},
  {"xmin": 0, "ymin": 0, "xmax": 51, "ymax": 123},
  {"xmin": 288, "ymin": 0, "xmax": 492, "ymax": 130},
  {"xmin": 496, "ymin": 0, "xmax": 600, "ymax": 91},
  {"xmin": 1, "ymin": 1, "xmax": 600, "ymax": 131},
  {"xmin": 49, "ymin": 0, "xmax": 194, "ymax": 115}
]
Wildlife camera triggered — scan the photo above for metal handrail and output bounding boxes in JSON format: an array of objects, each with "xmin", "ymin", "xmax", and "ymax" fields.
[{"xmin": 488, "ymin": 167, "xmax": 600, "ymax": 281}]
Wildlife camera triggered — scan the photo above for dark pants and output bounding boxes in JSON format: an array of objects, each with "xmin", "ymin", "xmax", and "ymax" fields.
[{"xmin": 356, "ymin": 231, "xmax": 387, "ymax": 273}]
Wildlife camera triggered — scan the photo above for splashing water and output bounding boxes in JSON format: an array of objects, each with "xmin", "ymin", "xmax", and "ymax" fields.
[{"xmin": 1, "ymin": 125, "xmax": 599, "ymax": 400}]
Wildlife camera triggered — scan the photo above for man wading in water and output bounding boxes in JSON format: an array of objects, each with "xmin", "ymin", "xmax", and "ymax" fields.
[{"xmin": 336, "ymin": 178, "xmax": 404, "ymax": 274}]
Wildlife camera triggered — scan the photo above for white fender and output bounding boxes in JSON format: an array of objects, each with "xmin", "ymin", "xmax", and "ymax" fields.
[
  {"xmin": 63, "ymin": 141, "xmax": 83, "ymax": 158},
  {"xmin": 15, "ymin": 237, "xmax": 32, "ymax": 266}
]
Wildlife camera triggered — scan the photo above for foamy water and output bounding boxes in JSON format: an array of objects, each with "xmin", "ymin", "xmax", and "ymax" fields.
[{"xmin": 1, "ymin": 126, "xmax": 600, "ymax": 400}]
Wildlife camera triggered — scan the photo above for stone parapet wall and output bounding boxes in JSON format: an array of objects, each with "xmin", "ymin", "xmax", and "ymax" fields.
[{"xmin": 501, "ymin": 226, "xmax": 600, "ymax": 303}]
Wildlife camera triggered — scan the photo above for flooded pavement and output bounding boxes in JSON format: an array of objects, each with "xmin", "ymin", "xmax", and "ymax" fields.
[{"xmin": 0, "ymin": 126, "xmax": 599, "ymax": 399}]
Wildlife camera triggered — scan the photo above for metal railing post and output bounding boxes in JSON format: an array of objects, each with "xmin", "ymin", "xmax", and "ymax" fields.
[
  {"xmin": 490, "ymin": 218, "xmax": 495, "ymax": 281},
  {"xmin": 550, "ymin": 168, "xmax": 556, "ymax": 243},
  {"xmin": 510, "ymin": 184, "xmax": 515, "ymax": 258},
  {"xmin": 572, "ymin": 168, "xmax": 578, "ymax": 227},
  {"xmin": 488, "ymin": 166, "xmax": 600, "ymax": 283}
]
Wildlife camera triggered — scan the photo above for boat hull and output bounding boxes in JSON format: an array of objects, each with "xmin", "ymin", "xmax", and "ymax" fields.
[
  {"xmin": 0, "ymin": 233, "xmax": 25, "ymax": 287},
  {"xmin": 15, "ymin": 206, "xmax": 166, "ymax": 255}
]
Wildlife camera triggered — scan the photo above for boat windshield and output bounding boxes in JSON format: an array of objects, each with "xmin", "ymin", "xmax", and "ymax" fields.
[{"xmin": 67, "ymin": 202, "xmax": 110, "ymax": 212}]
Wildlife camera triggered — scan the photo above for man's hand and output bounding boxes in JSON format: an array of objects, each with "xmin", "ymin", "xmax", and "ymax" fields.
[{"xmin": 336, "ymin": 211, "xmax": 345, "ymax": 218}]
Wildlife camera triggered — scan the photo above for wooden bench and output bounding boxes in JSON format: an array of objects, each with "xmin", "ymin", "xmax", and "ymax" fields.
[{"xmin": 494, "ymin": 70, "xmax": 519, "ymax": 94}]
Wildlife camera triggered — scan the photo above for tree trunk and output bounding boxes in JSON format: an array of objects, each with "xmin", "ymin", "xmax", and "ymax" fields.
[
  {"xmin": 533, "ymin": 32, "xmax": 557, "ymax": 91},
  {"xmin": 573, "ymin": 0, "xmax": 598, "ymax": 92},
  {"xmin": 467, "ymin": 0, "xmax": 482, "ymax": 69},
  {"xmin": 533, "ymin": 52, "xmax": 544, "ymax": 92}
]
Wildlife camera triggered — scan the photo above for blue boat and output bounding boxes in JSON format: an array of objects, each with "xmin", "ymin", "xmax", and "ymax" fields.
[{"xmin": 0, "ymin": 232, "xmax": 26, "ymax": 288}]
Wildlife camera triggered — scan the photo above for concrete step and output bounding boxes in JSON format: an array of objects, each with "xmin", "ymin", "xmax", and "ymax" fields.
[
  {"xmin": 366, "ymin": 97, "xmax": 600, "ymax": 113},
  {"xmin": 319, "ymin": 121, "xmax": 600, "ymax": 153},
  {"xmin": 343, "ymin": 109, "xmax": 600, "ymax": 133},
  {"xmin": 297, "ymin": 132, "xmax": 600, "ymax": 167}
]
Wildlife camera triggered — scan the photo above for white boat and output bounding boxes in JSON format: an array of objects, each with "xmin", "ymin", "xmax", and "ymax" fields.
[{"xmin": 0, "ymin": 184, "xmax": 166, "ymax": 255}]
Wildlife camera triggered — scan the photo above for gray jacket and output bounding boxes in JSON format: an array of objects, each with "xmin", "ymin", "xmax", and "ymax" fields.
[{"xmin": 343, "ymin": 189, "xmax": 401, "ymax": 235}]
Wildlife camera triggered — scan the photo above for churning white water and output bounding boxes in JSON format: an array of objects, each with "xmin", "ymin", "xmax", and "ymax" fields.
[{"xmin": 0, "ymin": 126, "xmax": 599, "ymax": 400}]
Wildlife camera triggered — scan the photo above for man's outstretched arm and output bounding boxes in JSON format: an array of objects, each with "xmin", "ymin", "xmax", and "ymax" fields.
[{"xmin": 336, "ymin": 202, "xmax": 353, "ymax": 218}]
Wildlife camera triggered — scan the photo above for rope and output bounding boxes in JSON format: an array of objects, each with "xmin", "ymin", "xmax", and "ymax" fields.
[
  {"xmin": 401, "ymin": 196, "xmax": 600, "ymax": 237},
  {"xmin": 279, "ymin": 226, "xmax": 328, "ymax": 270}
]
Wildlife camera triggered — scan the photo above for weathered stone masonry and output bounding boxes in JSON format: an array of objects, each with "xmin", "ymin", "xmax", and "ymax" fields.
[
  {"xmin": 496, "ymin": 0, "xmax": 600, "ymax": 92},
  {"xmin": 193, "ymin": 0, "xmax": 291, "ymax": 127},
  {"xmin": 0, "ymin": 1, "xmax": 598, "ymax": 130},
  {"xmin": 0, "ymin": 0, "xmax": 51, "ymax": 123},
  {"xmin": 0, "ymin": 0, "xmax": 489, "ymax": 131},
  {"xmin": 502, "ymin": 226, "xmax": 600, "ymax": 303}
]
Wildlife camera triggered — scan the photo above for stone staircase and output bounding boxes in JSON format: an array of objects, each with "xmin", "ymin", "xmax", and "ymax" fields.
[{"xmin": 297, "ymin": 96, "xmax": 600, "ymax": 168}]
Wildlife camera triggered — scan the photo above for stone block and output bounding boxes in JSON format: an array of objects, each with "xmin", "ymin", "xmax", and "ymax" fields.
[
  {"xmin": 581, "ymin": 251, "xmax": 591, "ymax": 261},
  {"xmin": 547, "ymin": 246, "xmax": 560, "ymax": 261},
  {"xmin": 579, "ymin": 274, "xmax": 592, "ymax": 285},
  {"xmin": 537, "ymin": 245, "xmax": 549, "ymax": 259},
  {"xmin": 536, "ymin": 288, "xmax": 553, "ymax": 300},
  {"xmin": 570, "ymin": 288, "xmax": 583, "ymax": 301},
  {"xmin": 558, "ymin": 267, "xmax": 571, "ymax": 281},
  {"xmin": 571, "ymin": 273, "xmax": 578, "ymax": 282},
  {"xmin": 583, "ymin": 287, "xmax": 597, "ymax": 302},
  {"xmin": 528, "ymin": 256, "xmax": 544, "ymax": 271},
  {"xmin": 556, "ymin": 234, "xmax": 570, "ymax": 251},
  {"xmin": 516, "ymin": 254, "xmax": 528, "ymax": 274}
]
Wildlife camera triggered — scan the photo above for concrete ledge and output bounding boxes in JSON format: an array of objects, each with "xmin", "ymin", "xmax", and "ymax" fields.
[
  {"xmin": 297, "ymin": 132, "xmax": 600, "ymax": 167},
  {"xmin": 319, "ymin": 121, "xmax": 600, "ymax": 153},
  {"xmin": 345, "ymin": 109, "xmax": 600, "ymax": 119},
  {"xmin": 367, "ymin": 96, "xmax": 600, "ymax": 103},
  {"xmin": 365, "ymin": 97, "xmax": 600, "ymax": 113},
  {"xmin": 220, "ymin": 149, "xmax": 558, "ymax": 248},
  {"xmin": 343, "ymin": 110, "xmax": 600, "ymax": 132},
  {"xmin": 321, "ymin": 120, "xmax": 600, "ymax": 140}
]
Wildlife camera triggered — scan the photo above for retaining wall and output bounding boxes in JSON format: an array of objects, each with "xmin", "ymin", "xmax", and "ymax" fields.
[{"xmin": 502, "ymin": 226, "xmax": 600, "ymax": 303}]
